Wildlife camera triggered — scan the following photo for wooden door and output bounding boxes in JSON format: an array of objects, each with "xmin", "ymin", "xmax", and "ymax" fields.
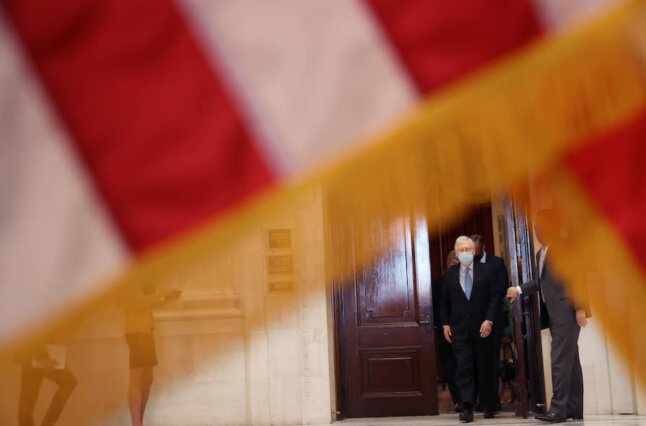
[
  {"xmin": 331, "ymin": 214, "xmax": 438, "ymax": 418},
  {"xmin": 501, "ymin": 196, "xmax": 545, "ymax": 417}
]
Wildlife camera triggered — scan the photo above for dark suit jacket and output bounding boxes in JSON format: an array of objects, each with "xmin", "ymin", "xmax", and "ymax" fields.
[
  {"xmin": 520, "ymin": 249, "xmax": 583, "ymax": 330},
  {"xmin": 480, "ymin": 253, "xmax": 509, "ymax": 323},
  {"xmin": 440, "ymin": 262, "xmax": 500, "ymax": 340}
]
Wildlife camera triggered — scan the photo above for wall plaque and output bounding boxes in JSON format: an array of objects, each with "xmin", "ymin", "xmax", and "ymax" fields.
[
  {"xmin": 267, "ymin": 254, "xmax": 293, "ymax": 275},
  {"xmin": 268, "ymin": 281, "xmax": 294, "ymax": 292},
  {"xmin": 268, "ymin": 229, "xmax": 291, "ymax": 249}
]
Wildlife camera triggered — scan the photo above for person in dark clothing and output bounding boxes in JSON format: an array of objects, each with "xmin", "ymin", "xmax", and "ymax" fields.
[
  {"xmin": 122, "ymin": 282, "xmax": 181, "ymax": 426},
  {"xmin": 507, "ymin": 210, "xmax": 589, "ymax": 423},
  {"xmin": 471, "ymin": 234, "xmax": 509, "ymax": 410},
  {"xmin": 433, "ymin": 250, "xmax": 461, "ymax": 412},
  {"xmin": 441, "ymin": 236, "xmax": 502, "ymax": 423},
  {"xmin": 18, "ymin": 344, "xmax": 77, "ymax": 426}
]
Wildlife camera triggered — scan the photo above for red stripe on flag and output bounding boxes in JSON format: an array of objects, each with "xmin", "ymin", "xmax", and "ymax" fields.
[
  {"xmin": 365, "ymin": 0, "xmax": 542, "ymax": 93},
  {"xmin": 1, "ymin": 0, "xmax": 275, "ymax": 251},
  {"xmin": 565, "ymin": 109, "xmax": 646, "ymax": 273}
]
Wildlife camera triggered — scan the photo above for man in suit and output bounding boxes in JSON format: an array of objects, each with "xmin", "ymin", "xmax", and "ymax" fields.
[
  {"xmin": 471, "ymin": 234, "xmax": 509, "ymax": 410},
  {"xmin": 433, "ymin": 250, "xmax": 461, "ymax": 412},
  {"xmin": 441, "ymin": 236, "xmax": 501, "ymax": 422},
  {"xmin": 507, "ymin": 212, "xmax": 588, "ymax": 423}
]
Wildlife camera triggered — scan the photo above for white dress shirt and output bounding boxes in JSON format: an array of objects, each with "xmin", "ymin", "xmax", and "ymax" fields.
[{"xmin": 516, "ymin": 245, "xmax": 549, "ymax": 296}]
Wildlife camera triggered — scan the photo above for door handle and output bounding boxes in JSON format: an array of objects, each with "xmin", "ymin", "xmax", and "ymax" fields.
[{"xmin": 419, "ymin": 305, "xmax": 433, "ymax": 332}]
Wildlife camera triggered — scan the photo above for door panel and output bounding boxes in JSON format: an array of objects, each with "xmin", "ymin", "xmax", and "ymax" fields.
[
  {"xmin": 357, "ymin": 228, "xmax": 414, "ymax": 325},
  {"xmin": 332, "ymin": 214, "xmax": 437, "ymax": 417},
  {"xmin": 360, "ymin": 347, "xmax": 423, "ymax": 395}
]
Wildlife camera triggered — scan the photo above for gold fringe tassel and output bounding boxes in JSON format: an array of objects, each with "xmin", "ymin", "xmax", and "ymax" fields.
[{"xmin": 2, "ymin": 0, "xmax": 646, "ymax": 418}]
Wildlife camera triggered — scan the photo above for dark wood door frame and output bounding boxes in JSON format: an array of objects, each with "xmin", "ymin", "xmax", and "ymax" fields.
[
  {"xmin": 330, "ymin": 274, "xmax": 346, "ymax": 420},
  {"xmin": 324, "ymin": 192, "xmax": 346, "ymax": 421},
  {"xmin": 502, "ymin": 196, "xmax": 546, "ymax": 417}
]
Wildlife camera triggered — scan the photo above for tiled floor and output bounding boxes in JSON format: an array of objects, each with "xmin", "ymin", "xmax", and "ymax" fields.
[{"xmin": 333, "ymin": 412, "xmax": 646, "ymax": 425}]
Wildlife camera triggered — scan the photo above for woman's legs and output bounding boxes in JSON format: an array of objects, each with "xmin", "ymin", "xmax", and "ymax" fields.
[
  {"xmin": 128, "ymin": 366, "xmax": 153, "ymax": 426},
  {"xmin": 140, "ymin": 366, "xmax": 153, "ymax": 422}
]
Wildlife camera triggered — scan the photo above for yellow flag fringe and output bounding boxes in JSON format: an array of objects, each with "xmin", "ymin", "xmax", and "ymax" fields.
[
  {"xmin": 3, "ymin": 0, "xmax": 646, "ymax": 421},
  {"xmin": 512, "ymin": 164, "xmax": 646, "ymax": 395}
]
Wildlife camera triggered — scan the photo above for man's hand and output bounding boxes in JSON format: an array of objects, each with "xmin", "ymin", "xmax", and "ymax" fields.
[
  {"xmin": 443, "ymin": 325, "xmax": 452, "ymax": 343},
  {"xmin": 506, "ymin": 287, "xmax": 519, "ymax": 303},
  {"xmin": 576, "ymin": 309, "xmax": 588, "ymax": 328},
  {"xmin": 480, "ymin": 321, "xmax": 492, "ymax": 338}
]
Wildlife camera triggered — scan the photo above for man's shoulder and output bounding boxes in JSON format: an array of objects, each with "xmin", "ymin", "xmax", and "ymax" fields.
[
  {"xmin": 475, "ymin": 261, "xmax": 496, "ymax": 278},
  {"xmin": 487, "ymin": 254, "xmax": 506, "ymax": 266},
  {"xmin": 447, "ymin": 264, "xmax": 460, "ymax": 273},
  {"xmin": 476, "ymin": 260, "xmax": 494, "ymax": 270}
]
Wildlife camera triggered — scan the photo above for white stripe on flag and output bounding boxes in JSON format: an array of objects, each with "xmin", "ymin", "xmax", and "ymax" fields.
[
  {"xmin": 532, "ymin": 0, "xmax": 617, "ymax": 31},
  {"xmin": 178, "ymin": 0, "xmax": 417, "ymax": 176},
  {"xmin": 0, "ymin": 14, "xmax": 129, "ymax": 349}
]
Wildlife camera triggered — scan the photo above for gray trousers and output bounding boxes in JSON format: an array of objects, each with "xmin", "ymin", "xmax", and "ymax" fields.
[{"xmin": 548, "ymin": 322, "xmax": 583, "ymax": 417}]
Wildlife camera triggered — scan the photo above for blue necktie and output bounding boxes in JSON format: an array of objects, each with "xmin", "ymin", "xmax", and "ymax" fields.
[{"xmin": 465, "ymin": 268, "xmax": 473, "ymax": 300}]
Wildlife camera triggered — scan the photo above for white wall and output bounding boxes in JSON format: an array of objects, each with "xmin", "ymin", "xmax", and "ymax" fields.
[
  {"xmin": 0, "ymin": 190, "xmax": 335, "ymax": 426},
  {"xmin": 541, "ymin": 318, "xmax": 646, "ymax": 415}
]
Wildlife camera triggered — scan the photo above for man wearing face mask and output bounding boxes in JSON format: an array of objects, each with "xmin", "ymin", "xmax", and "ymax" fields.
[
  {"xmin": 433, "ymin": 250, "xmax": 462, "ymax": 413},
  {"xmin": 441, "ymin": 236, "xmax": 502, "ymax": 423}
]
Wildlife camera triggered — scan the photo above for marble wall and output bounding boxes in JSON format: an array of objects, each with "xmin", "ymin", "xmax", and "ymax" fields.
[{"xmin": 0, "ymin": 189, "xmax": 334, "ymax": 426}]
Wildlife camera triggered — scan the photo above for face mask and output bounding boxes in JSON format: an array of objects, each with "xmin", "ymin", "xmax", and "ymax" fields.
[{"xmin": 458, "ymin": 252, "xmax": 474, "ymax": 265}]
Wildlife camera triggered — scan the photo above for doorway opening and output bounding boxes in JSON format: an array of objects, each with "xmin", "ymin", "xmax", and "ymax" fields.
[{"xmin": 329, "ymin": 196, "xmax": 546, "ymax": 419}]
